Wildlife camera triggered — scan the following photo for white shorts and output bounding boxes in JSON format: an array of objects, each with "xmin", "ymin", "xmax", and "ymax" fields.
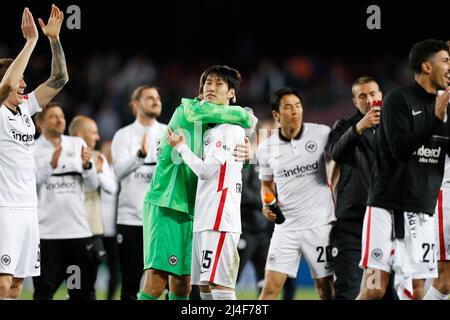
[
  {"xmin": 191, "ymin": 231, "xmax": 240, "ymax": 289},
  {"xmin": 360, "ymin": 207, "xmax": 437, "ymax": 279},
  {"xmin": 0, "ymin": 208, "xmax": 40, "ymax": 278},
  {"xmin": 265, "ymin": 224, "xmax": 333, "ymax": 279},
  {"xmin": 435, "ymin": 189, "xmax": 450, "ymax": 261}
]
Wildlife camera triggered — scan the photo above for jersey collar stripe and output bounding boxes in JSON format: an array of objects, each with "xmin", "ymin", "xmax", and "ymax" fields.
[
  {"xmin": 438, "ymin": 190, "xmax": 446, "ymax": 261},
  {"xmin": 362, "ymin": 207, "xmax": 372, "ymax": 268},
  {"xmin": 209, "ymin": 232, "xmax": 226, "ymax": 284}
]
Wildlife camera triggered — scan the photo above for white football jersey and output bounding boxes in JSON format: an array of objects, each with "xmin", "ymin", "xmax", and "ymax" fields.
[
  {"xmin": 112, "ymin": 120, "xmax": 166, "ymax": 226},
  {"xmin": 256, "ymin": 123, "xmax": 335, "ymax": 231},
  {"xmin": 34, "ymin": 135, "xmax": 98, "ymax": 239},
  {"xmin": 193, "ymin": 124, "xmax": 245, "ymax": 233},
  {"xmin": 0, "ymin": 92, "xmax": 41, "ymax": 208}
]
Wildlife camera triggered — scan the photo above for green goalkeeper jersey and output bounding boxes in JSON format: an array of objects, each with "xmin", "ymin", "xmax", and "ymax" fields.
[{"xmin": 145, "ymin": 97, "xmax": 251, "ymax": 219}]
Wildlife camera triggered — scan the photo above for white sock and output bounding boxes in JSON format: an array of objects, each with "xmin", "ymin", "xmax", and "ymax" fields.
[
  {"xmin": 211, "ymin": 289, "xmax": 236, "ymax": 300},
  {"xmin": 423, "ymin": 286, "xmax": 450, "ymax": 300},
  {"xmin": 200, "ymin": 292, "xmax": 213, "ymax": 300}
]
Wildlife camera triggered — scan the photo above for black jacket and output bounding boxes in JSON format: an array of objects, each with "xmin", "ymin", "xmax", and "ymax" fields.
[
  {"xmin": 241, "ymin": 164, "xmax": 269, "ymax": 234},
  {"xmin": 326, "ymin": 110, "xmax": 376, "ymax": 224},
  {"xmin": 368, "ymin": 81, "xmax": 450, "ymax": 214}
]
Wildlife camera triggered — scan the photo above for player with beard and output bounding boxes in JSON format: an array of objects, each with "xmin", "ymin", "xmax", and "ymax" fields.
[{"xmin": 111, "ymin": 86, "xmax": 167, "ymax": 300}]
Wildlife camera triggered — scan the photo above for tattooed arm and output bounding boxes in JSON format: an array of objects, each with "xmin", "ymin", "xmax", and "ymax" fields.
[{"xmin": 35, "ymin": 4, "xmax": 69, "ymax": 107}]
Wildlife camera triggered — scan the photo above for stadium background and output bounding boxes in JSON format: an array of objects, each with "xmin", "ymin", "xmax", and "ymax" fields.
[{"xmin": 1, "ymin": 0, "xmax": 448, "ymax": 299}]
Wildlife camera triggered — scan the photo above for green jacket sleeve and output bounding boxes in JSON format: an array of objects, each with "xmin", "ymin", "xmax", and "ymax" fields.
[{"xmin": 183, "ymin": 98, "xmax": 252, "ymax": 128}]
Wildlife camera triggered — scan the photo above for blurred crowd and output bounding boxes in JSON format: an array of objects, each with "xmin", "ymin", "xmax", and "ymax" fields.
[{"xmin": 0, "ymin": 41, "xmax": 414, "ymax": 140}]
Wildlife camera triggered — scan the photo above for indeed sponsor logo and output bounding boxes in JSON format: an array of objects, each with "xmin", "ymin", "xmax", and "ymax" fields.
[
  {"xmin": 283, "ymin": 161, "xmax": 318, "ymax": 178},
  {"xmin": 415, "ymin": 146, "xmax": 441, "ymax": 164},
  {"xmin": 134, "ymin": 172, "xmax": 152, "ymax": 181},
  {"xmin": 10, "ymin": 129, "xmax": 34, "ymax": 146},
  {"xmin": 45, "ymin": 181, "xmax": 77, "ymax": 191}
]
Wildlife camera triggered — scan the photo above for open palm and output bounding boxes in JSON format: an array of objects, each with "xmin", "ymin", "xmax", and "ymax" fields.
[{"xmin": 38, "ymin": 4, "xmax": 64, "ymax": 39}]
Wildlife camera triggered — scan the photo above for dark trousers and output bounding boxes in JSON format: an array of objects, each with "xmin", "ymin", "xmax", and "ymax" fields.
[
  {"xmin": 33, "ymin": 237, "xmax": 97, "ymax": 300},
  {"xmin": 237, "ymin": 231, "xmax": 270, "ymax": 294},
  {"xmin": 102, "ymin": 236, "xmax": 121, "ymax": 300},
  {"xmin": 330, "ymin": 219, "xmax": 398, "ymax": 300},
  {"xmin": 116, "ymin": 224, "xmax": 143, "ymax": 300}
]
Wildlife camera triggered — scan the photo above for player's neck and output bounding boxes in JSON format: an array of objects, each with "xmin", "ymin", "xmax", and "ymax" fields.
[
  {"xmin": 3, "ymin": 101, "xmax": 17, "ymax": 112},
  {"xmin": 43, "ymin": 132, "xmax": 62, "ymax": 147},
  {"xmin": 415, "ymin": 74, "xmax": 438, "ymax": 94},
  {"xmin": 137, "ymin": 114, "xmax": 156, "ymax": 127},
  {"xmin": 281, "ymin": 125, "xmax": 302, "ymax": 140}
]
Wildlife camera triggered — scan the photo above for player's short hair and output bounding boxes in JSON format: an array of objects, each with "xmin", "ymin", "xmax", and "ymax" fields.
[
  {"xmin": 35, "ymin": 102, "xmax": 63, "ymax": 123},
  {"xmin": 351, "ymin": 76, "xmax": 380, "ymax": 97},
  {"xmin": 270, "ymin": 87, "xmax": 303, "ymax": 112},
  {"xmin": 409, "ymin": 39, "xmax": 449, "ymax": 74},
  {"xmin": 0, "ymin": 58, "xmax": 14, "ymax": 81},
  {"xmin": 0, "ymin": 58, "xmax": 14, "ymax": 82},
  {"xmin": 68, "ymin": 115, "xmax": 93, "ymax": 136},
  {"xmin": 128, "ymin": 85, "xmax": 158, "ymax": 107},
  {"xmin": 198, "ymin": 65, "xmax": 241, "ymax": 96}
]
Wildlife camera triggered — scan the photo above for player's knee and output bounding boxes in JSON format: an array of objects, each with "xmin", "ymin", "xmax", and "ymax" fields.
[
  {"xmin": 316, "ymin": 280, "xmax": 334, "ymax": 300},
  {"xmin": 7, "ymin": 285, "xmax": 22, "ymax": 299},
  {"xmin": 172, "ymin": 282, "xmax": 191, "ymax": 297},
  {"xmin": 262, "ymin": 279, "xmax": 282, "ymax": 297},
  {"xmin": 0, "ymin": 277, "xmax": 13, "ymax": 299},
  {"xmin": 434, "ymin": 280, "xmax": 450, "ymax": 295},
  {"xmin": 362, "ymin": 287, "xmax": 386, "ymax": 300},
  {"xmin": 170, "ymin": 276, "xmax": 191, "ymax": 297}
]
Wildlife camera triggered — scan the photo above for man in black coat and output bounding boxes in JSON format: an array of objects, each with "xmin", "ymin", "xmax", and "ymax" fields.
[{"xmin": 326, "ymin": 76, "xmax": 382, "ymax": 299}]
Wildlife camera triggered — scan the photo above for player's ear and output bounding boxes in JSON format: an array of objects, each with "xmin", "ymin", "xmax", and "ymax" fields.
[
  {"xmin": 272, "ymin": 110, "xmax": 280, "ymax": 122},
  {"xmin": 421, "ymin": 61, "xmax": 432, "ymax": 75},
  {"xmin": 228, "ymin": 89, "xmax": 236, "ymax": 103}
]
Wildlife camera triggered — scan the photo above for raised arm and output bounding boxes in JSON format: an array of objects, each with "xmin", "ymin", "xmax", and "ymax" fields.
[
  {"xmin": 34, "ymin": 4, "xmax": 68, "ymax": 107},
  {"xmin": 0, "ymin": 8, "xmax": 38, "ymax": 104}
]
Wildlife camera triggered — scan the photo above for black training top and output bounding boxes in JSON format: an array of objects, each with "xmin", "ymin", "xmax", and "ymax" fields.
[
  {"xmin": 367, "ymin": 81, "xmax": 450, "ymax": 214},
  {"xmin": 326, "ymin": 110, "xmax": 376, "ymax": 223}
]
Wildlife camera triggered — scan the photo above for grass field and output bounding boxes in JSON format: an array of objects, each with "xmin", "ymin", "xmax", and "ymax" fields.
[{"xmin": 19, "ymin": 286, "xmax": 319, "ymax": 300}]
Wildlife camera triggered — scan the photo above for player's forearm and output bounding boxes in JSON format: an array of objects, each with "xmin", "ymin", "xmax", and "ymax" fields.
[
  {"xmin": 0, "ymin": 40, "xmax": 37, "ymax": 96},
  {"xmin": 177, "ymin": 144, "xmax": 219, "ymax": 180},
  {"xmin": 260, "ymin": 180, "xmax": 276, "ymax": 206},
  {"xmin": 45, "ymin": 37, "xmax": 68, "ymax": 89}
]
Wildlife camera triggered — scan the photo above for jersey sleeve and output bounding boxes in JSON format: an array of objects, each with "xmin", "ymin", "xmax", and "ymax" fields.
[
  {"xmin": 256, "ymin": 142, "xmax": 274, "ymax": 181},
  {"xmin": 183, "ymin": 98, "xmax": 252, "ymax": 128},
  {"xmin": 25, "ymin": 91, "xmax": 42, "ymax": 116}
]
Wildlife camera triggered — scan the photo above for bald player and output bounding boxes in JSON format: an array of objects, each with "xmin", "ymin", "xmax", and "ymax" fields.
[{"xmin": 69, "ymin": 116, "xmax": 117, "ymax": 297}]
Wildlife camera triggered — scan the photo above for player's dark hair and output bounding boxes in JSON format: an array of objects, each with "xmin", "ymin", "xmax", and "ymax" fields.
[
  {"xmin": 351, "ymin": 76, "xmax": 380, "ymax": 97},
  {"xmin": 198, "ymin": 65, "xmax": 241, "ymax": 98},
  {"xmin": 409, "ymin": 39, "xmax": 449, "ymax": 74},
  {"xmin": 270, "ymin": 87, "xmax": 303, "ymax": 112},
  {"xmin": 0, "ymin": 58, "xmax": 14, "ymax": 82},
  {"xmin": 35, "ymin": 102, "xmax": 63, "ymax": 122}
]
